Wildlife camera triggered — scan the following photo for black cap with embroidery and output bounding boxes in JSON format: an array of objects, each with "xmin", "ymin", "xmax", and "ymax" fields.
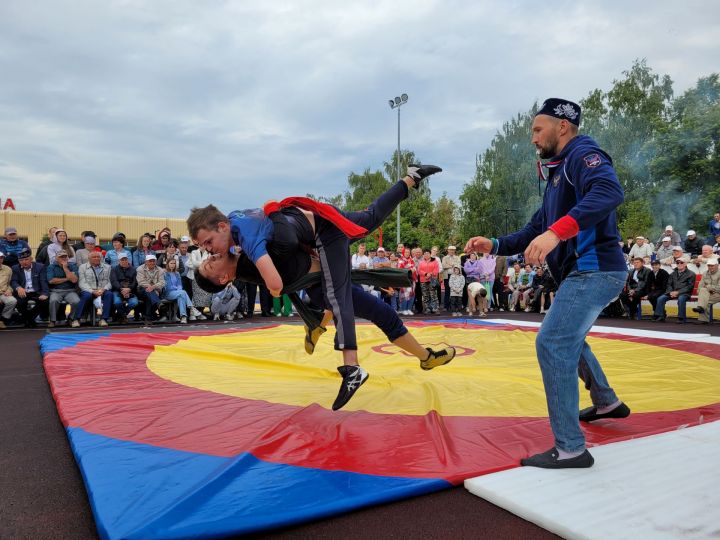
[{"xmin": 536, "ymin": 98, "xmax": 581, "ymax": 126}]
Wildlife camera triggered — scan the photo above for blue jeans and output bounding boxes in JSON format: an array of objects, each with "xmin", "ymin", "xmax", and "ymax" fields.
[
  {"xmin": 76, "ymin": 290, "xmax": 114, "ymax": 321},
  {"xmin": 535, "ymin": 270, "xmax": 626, "ymax": 453},
  {"xmin": 164, "ymin": 289, "xmax": 193, "ymax": 315},
  {"xmin": 113, "ymin": 292, "xmax": 139, "ymax": 317},
  {"xmin": 654, "ymin": 293, "xmax": 690, "ymax": 321}
]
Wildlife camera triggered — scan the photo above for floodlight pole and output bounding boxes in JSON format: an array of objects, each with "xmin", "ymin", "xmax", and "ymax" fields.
[{"xmin": 389, "ymin": 94, "xmax": 408, "ymax": 246}]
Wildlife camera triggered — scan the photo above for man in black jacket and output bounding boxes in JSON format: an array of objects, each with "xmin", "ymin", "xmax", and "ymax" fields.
[
  {"xmin": 646, "ymin": 260, "xmax": 670, "ymax": 315},
  {"xmin": 111, "ymin": 252, "xmax": 139, "ymax": 323},
  {"xmin": 11, "ymin": 249, "xmax": 49, "ymax": 327},
  {"xmin": 620, "ymin": 257, "xmax": 651, "ymax": 319},
  {"xmin": 653, "ymin": 257, "xmax": 696, "ymax": 323}
]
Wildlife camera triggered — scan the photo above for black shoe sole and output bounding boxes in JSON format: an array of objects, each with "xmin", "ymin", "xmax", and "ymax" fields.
[
  {"xmin": 579, "ymin": 402, "xmax": 631, "ymax": 422},
  {"xmin": 521, "ymin": 448, "xmax": 594, "ymax": 468}
]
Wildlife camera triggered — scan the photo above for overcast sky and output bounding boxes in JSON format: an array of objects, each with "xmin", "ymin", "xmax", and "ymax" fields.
[{"xmin": 0, "ymin": 0, "xmax": 718, "ymax": 218}]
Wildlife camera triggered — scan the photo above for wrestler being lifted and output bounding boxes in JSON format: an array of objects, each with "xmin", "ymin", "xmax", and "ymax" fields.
[{"xmin": 187, "ymin": 165, "xmax": 455, "ymax": 410}]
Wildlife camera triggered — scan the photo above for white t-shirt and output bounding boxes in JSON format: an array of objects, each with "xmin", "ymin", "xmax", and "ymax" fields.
[{"xmin": 351, "ymin": 253, "xmax": 370, "ymax": 269}]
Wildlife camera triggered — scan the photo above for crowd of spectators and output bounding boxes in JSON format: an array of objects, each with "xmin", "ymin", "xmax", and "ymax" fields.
[
  {"xmin": 0, "ymin": 226, "xmax": 269, "ymax": 329},
  {"xmin": 2, "ymin": 214, "xmax": 719, "ymax": 329}
]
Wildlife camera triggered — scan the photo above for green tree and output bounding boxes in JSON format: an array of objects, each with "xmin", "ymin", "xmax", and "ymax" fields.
[
  {"xmin": 617, "ymin": 199, "xmax": 654, "ymax": 240},
  {"xmin": 650, "ymin": 74, "xmax": 720, "ymax": 234},
  {"xmin": 460, "ymin": 109, "xmax": 540, "ymax": 241}
]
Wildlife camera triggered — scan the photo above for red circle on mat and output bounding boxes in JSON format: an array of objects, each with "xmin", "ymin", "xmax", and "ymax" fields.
[{"xmin": 43, "ymin": 323, "xmax": 720, "ymax": 483}]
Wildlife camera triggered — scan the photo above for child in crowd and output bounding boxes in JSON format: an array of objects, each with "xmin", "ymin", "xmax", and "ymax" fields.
[{"xmin": 448, "ymin": 266, "xmax": 465, "ymax": 316}]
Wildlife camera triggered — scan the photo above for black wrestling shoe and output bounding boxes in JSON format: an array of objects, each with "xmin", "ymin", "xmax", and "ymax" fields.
[
  {"xmin": 407, "ymin": 164, "xmax": 442, "ymax": 189},
  {"xmin": 579, "ymin": 402, "xmax": 631, "ymax": 422},
  {"xmin": 304, "ymin": 325, "xmax": 327, "ymax": 355},
  {"xmin": 521, "ymin": 448, "xmax": 594, "ymax": 469},
  {"xmin": 420, "ymin": 346, "xmax": 456, "ymax": 371},
  {"xmin": 332, "ymin": 365, "xmax": 369, "ymax": 411}
]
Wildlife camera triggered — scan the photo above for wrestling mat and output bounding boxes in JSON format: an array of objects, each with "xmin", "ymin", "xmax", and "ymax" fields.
[{"xmin": 40, "ymin": 320, "xmax": 720, "ymax": 539}]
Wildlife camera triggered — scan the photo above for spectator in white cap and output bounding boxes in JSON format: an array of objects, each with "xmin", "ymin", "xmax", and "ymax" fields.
[
  {"xmin": 75, "ymin": 250, "xmax": 113, "ymax": 327},
  {"xmin": 0, "ymin": 251, "xmax": 17, "ymax": 328},
  {"xmin": 653, "ymin": 255, "xmax": 695, "ymax": 323},
  {"xmin": 684, "ymin": 230, "xmax": 703, "ymax": 257},
  {"xmin": 692, "ymin": 257, "xmax": 720, "ymax": 325},
  {"xmin": 441, "ymin": 245, "xmax": 461, "ymax": 311},
  {"xmin": 372, "ymin": 246, "xmax": 391, "ymax": 268},
  {"xmin": 655, "ymin": 236, "xmax": 674, "ymax": 262},
  {"xmin": 628, "ymin": 236, "xmax": 654, "ymax": 260},
  {"xmin": 75, "ymin": 235, "xmax": 100, "ymax": 267},
  {"xmin": 136, "ymin": 253, "xmax": 165, "ymax": 321},
  {"xmin": 111, "ymin": 251, "xmax": 139, "ymax": 324},
  {"xmin": 713, "ymin": 233, "xmax": 720, "ymax": 256},
  {"xmin": 655, "ymin": 225, "xmax": 681, "ymax": 248}
]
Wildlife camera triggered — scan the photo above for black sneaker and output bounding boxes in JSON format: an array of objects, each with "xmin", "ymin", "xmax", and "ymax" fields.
[
  {"xmin": 692, "ymin": 306, "xmax": 705, "ymax": 314},
  {"xmin": 520, "ymin": 448, "xmax": 594, "ymax": 469},
  {"xmin": 304, "ymin": 325, "xmax": 327, "ymax": 355},
  {"xmin": 406, "ymin": 164, "xmax": 442, "ymax": 189},
  {"xmin": 579, "ymin": 402, "xmax": 631, "ymax": 422},
  {"xmin": 332, "ymin": 365, "xmax": 369, "ymax": 411},
  {"xmin": 420, "ymin": 346, "xmax": 456, "ymax": 371}
]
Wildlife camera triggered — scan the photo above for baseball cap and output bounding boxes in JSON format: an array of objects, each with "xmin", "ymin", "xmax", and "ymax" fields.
[
  {"xmin": 118, "ymin": 251, "xmax": 130, "ymax": 259},
  {"xmin": 145, "ymin": 254, "xmax": 157, "ymax": 261},
  {"xmin": 377, "ymin": 247, "xmax": 386, "ymax": 252},
  {"xmin": 0, "ymin": 251, "xmax": 4, "ymax": 257},
  {"xmin": 651, "ymin": 259, "xmax": 661, "ymax": 265},
  {"xmin": 4, "ymin": 227, "xmax": 17, "ymax": 234},
  {"xmin": 707, "ymin": 258, "xmax": 719, "ymax": 266},
  {"xmin": 662, "ymin": 236, "xmax": 672, "ymax": 242},
  {"xmin": 665, "ymin": 225, "xmax": 673, "ymax": 231},
  {"xmin": 56, "ymin": 250, "xmax": 68, "ymax": 258},
  {"xmin": 635, "ymin": 236, "xmax": 645, "ymax": 240},
  {"xmin": 686, "ymin": 230, "xmax": 696, "ymax": 236},
  {"xmin": 447, "ymin": 245, "xmax": 456, "ymax": 250},
  {"xmin": 677, "ymin": 256, "xmax": 690, "ymax": 263},
  {"xmin": 18, "ymin": 248, "xmax": 31, "ymax": 259},
  {"xmin": 180, "ymin": 235, "xmax": 190, "ymax": 242},
  {"xmin": 672, "ymin": 246, "xmax": 683, "ymax": 251},
  {"xmin": 84, "ymin": 236, "xmax": 96, "ymax": 244}
]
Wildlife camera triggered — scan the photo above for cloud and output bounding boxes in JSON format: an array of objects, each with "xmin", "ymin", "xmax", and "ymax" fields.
[{"xmin": 0, "ymin": 0, "xmax": 718, "ymax": 218}]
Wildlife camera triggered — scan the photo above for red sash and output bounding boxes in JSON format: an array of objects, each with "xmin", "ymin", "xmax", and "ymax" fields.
[{"xmin": 263, "ymin": 197, "xmax": 368, "ymax": 238}]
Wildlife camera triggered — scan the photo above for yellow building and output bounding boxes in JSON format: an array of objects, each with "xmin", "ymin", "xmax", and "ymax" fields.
[{"xmin": 0, "ymin": 210, "xmax": 189, "ymax": 248}]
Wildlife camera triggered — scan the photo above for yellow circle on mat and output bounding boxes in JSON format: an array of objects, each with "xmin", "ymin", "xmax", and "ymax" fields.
[{"xmin": 147, "ymin": 325, "xmax": 720, "ymax": 416}]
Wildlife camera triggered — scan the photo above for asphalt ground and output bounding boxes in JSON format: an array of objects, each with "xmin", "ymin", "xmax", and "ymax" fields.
[{"xmin": 2, "ymin": 311, "xmax": 716, "ymax": 539}]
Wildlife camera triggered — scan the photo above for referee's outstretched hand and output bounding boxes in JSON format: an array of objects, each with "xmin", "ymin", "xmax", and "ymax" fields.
[{"xmin": 464, "ymin": 236, "xmax": 492, "ymax": 254}]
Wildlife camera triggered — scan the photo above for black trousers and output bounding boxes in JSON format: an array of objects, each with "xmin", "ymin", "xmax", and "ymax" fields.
[
  {"xmin": 245, "ymin": 282, "xmax": 273, "ymax": 316},
  {"xmin": 313, "ymin": 180, "xmax": 409, "ymax": 350},
  {"xmin": 15, "ymin": 292, "xmax": 49, "ymax": 326}
]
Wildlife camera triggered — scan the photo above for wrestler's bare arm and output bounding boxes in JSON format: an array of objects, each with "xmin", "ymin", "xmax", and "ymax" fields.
[{"xmin": 255, "ymin": 254, "xmax": 283, "ymax": 297}]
